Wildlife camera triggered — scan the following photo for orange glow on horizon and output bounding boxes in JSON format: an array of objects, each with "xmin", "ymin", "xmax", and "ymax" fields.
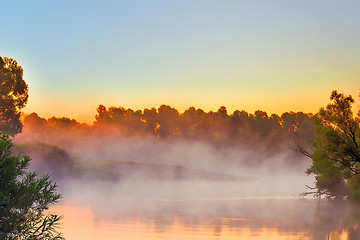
[{"xmin": 22, "ymin": 86, "xmax": 359, "ymax": 124}]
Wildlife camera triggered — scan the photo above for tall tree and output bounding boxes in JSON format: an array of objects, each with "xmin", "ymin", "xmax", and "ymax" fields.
[
  {"xmin": 0, "ymin": 57, "xmax": 29, "ymax": 136},
  {"xmin": 305, "ymin": 90, "xmax": 360, "ymax": 200}
]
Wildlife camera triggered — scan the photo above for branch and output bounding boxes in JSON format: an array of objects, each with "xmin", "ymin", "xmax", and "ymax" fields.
[
  {"xmin": 300, "ymin": 185, "xmax": 336, "ymax": 199},
  {"xmin": 291, "ymin": 130, "xmax": 313, "ymax": 159},
  {"xmin": 333, "ymin": 157, "xmax": 360, "ymax": 175},
  {"xmin": 293, "ymin": 145, "xmax": 312, "ymax": 159}
]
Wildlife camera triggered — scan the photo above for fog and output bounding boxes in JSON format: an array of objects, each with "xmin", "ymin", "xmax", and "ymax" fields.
[
  {"xmin": 13, "ymin": 113, "xmax": 316, "ymax": 205},
  {"xmin": 14, "ymin": 130, "xmax": 313, "ymax": 195},
  {"xmin": 14, "ymin": 125, "xmax": 316, "ymax": 218},
  {"xmin": 13, "ymin": 111, "xmax": 360, "ymax": 239}
]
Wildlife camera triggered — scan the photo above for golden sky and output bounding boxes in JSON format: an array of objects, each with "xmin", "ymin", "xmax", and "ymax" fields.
[{"xmin": 1, "ymin": 1, "xmax": 359, "ymax": 123}]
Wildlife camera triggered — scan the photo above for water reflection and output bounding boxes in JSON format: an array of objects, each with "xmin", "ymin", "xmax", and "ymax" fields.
[{"xmin": 51, "ymin": 195, "xmax": 360, "ymax": 240}]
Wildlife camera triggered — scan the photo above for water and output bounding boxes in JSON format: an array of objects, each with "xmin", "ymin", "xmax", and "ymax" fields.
[{"xmin": 50, "ymin": 179, "xmax": 360, "ymax": 240}]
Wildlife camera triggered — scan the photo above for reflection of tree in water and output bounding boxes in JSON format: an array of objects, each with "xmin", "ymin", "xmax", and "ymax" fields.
[
  {"xmin": 86, "ymin": 196, "xmax": 360, "ymax": 239},
  {"xmin": 338, "ymin": 202, "xmax": 360, "ymax": 240},
  {"xmin": 302, "ymin": 200, "xmax": 360, "ymax": 240}
]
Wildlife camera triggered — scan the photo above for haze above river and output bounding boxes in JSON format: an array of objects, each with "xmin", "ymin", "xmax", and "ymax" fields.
[{"xmin": 50, "ymin": 168, "xmax": 360, "ymax": 240}]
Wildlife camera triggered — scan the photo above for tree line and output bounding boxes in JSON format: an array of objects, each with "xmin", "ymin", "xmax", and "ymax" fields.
[{"xmin": 22, "ymin": 105, "xmax": 314, "ymax": 156}]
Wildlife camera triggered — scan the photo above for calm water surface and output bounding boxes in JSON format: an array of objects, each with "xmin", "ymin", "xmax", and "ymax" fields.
[{"xmin": 51, "ymin": 180, "xmax": 360, "ymax": 240}]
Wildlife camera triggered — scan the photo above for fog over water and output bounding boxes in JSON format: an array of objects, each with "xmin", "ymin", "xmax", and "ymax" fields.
[
  {"xmin": 12, "ymin": 113, "xmax": 360, "ymax": 239},
  {"xmin": 15, "ymin": 132, "xmax": 313, "ymax": 197}
]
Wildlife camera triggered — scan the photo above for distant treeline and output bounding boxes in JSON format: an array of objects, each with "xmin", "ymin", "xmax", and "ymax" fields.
[{"xmin": 21, "ymin": 105, "xmax": 314, "ymax": 156}]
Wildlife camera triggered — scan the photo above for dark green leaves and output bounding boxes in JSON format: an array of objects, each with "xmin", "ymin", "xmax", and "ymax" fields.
[
  {"xmin": 306, "ymin": 90, "xmax": 360, "ymax": 200},
  {"xmin": 0, "ymin": 133, "xmax": 63, "ymax": 239}
]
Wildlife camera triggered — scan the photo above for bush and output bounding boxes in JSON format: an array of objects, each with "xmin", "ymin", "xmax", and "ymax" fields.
[{"xmin": 0, "ymin": 133, "xmax": 63, "ymax": 239}]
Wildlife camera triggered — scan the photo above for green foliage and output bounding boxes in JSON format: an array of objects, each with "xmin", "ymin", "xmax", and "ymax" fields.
[
  {"xmin": 306, "ymin": 90, "xmax": 360, "ymax": 200},
  {"xmin": 348, "ymin": 175, "xmax": 360, "ymax": 202},
  {"xmin": 0, "ymin": 133, "xmax": 63, "ymax": 239},
  {"xmin": 0, "ymin": 56, "xmax": 29, "ymax": 136}
]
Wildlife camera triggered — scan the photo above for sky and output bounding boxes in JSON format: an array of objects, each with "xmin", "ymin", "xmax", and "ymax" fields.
[{"xmin": 1, "ymin": 0, "xmax": 359, "ymax": 123}]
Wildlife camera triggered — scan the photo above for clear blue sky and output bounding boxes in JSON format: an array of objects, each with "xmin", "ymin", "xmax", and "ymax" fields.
[{"xmin": 1, "ymin": 0, "xmax": 359, "ymax": 123}]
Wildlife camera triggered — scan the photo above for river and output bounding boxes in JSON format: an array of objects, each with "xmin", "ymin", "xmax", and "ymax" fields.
[{"xmin": 50, "ymin": 178, "xmax": 360, "ymax": 240}]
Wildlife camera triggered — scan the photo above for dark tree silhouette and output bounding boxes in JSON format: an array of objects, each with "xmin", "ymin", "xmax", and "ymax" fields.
[
  {"xmin": 143, "ymin": 107, "xmax": 158, "ymax": 136},
  {"xmin": 29, "ymin": 103, "xmax": 314, "ymax": 164},
  {"xmin": 0, "ymin": 57, "xmax": 29, "ymax": 136},
  {"xmin": 157, "ymin": 105, "xmax": 179, "ymax": 138}
]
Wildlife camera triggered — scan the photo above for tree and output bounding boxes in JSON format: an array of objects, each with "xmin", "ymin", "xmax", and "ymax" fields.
[
  {"xmin": 0, "ymin": 56, "xmax": 29, "ymax": 136},
  {"xmin": 304, "ymin": 90, "xmax": 360, "ymax": 200},
  {"xmin": 0, "ymin": 133, "xmax": 63, "ymax": 239},
  {"xmin": 157, "ymin": 105, "xmax": 179, "ymax": 138}
]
